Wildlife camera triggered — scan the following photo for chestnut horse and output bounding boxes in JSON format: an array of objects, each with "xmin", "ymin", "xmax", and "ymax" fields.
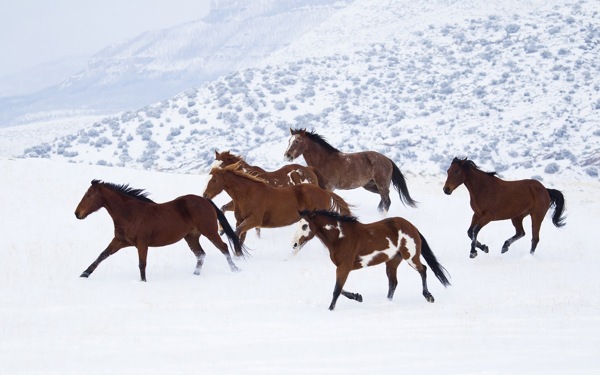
[
  {"xmin": 293, "ymin": 210, "xmax": 451, "ymax": 310},
  {"xmin": 284, "ymin": 128, "xmax": 417, "ymax": 212},
  {"xmin": 212, "ymin": 150, "xmax": 327, "ymax": 214},
  {"xmin": 202, "ymin": 163, "xmax": 352, "ymax": 246},
  {"xmin": 75, "ymin": 180, "xmax": 246, "ymax": 281},
  {"xmin": 443, "ymin": 157, "xmax": 566, "ymax": 258}
]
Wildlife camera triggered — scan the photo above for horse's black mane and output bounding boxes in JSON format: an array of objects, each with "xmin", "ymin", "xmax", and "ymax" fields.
[
  {"xmin": 452, "ymin": 157, "xmax": 497, "ymax": 177},
  {"xmin": 92, "ymin": 179, "xmax": 155, "ymax": 203},
  {"xmin": 291, "ymin": 128, "xmax": 340, "ymax": 153},
  {"xmin": 299, "ymin": 209, "xmax": 358, "ymax": 223}
]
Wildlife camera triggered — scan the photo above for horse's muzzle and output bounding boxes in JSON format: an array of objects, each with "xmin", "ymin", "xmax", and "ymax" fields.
[
  {"xmin": 284, "ymin": 154, "xmax": 293, "ymax": 162},
  {"xmin": 443, "ymin": 186, "xmax": 452, "ymax": 195}
]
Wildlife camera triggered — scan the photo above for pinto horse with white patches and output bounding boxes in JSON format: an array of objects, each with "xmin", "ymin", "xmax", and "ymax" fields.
[{"xmin": 293, "ymin": 210, "xmax": 451, "ymax": 310}]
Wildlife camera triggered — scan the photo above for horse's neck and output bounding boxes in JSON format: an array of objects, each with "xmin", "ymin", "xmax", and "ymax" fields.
[
  {"xmin": 464, "ymin": 169, "xmax": 496, "ymax": 198},
  {"xmin": 221, "ymin": 172, "xmax": 263, "ymax": 199},
  {"xmin": 101, "ymin": 188, "xmax": 143, "ymax": 223},
  {"xmin": 303, "ymin": 143, "xmax": 338, "ymax": 168}
]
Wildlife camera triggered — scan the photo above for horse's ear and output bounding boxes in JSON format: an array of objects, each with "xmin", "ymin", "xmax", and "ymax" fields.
[
  {"xmin": 91, "ymin": 179, "xmax": 101, "ymax": 186},
  {"xmin": 289, "ymin": 127, "xmax": 293, "ymax": 135},
  {"xmin": 215, "ymin": 150, "xmax": 219, "ymax": 157}
]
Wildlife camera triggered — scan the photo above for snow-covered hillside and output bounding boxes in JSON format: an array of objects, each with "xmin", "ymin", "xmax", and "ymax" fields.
[
  {"xmin": 20, "ymin": 0, "xmax": 600, "ymax": 180},
  {"xmin": 0, "ymin": 0, "xmax": 352, "ymax": 127}
]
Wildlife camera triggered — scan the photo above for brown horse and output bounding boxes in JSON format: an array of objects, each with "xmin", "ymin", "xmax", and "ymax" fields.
[
  {"xmin": 292, "ymin": 210, "xmax": 451, "ymax": 310},
  {"xmin": 443, "ymin": 157, "xmax": 566, "ymax": 258},
  {"xmin": 202, "ymin": 163, "xmax": 352, "ymax": 245},
  {"xmin": 212, "ymin": 150, "xmax": 327, "ymax": 214},
  {"xmin": 75, "ymin": 180, "xmax": 246, "ymax": 281},
  {"xmin": 284, "ymin": 128, "xmax": 417, "ymax": 212}
]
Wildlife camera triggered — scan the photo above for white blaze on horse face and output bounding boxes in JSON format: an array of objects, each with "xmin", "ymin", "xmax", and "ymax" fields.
[
  {"xmin": 285, "ymin": 134, "xmax": 300, "ymax": 160},
  {"xmin": 292, "ymin": 219, "xmax": 312, "ymax": 253},
  {"xmin": 358, "ymin": 230, "xmax": 417, "ymax": 268}
]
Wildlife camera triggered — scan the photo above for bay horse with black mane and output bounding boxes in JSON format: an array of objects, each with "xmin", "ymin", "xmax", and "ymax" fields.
[
  {"xmin": 292, "ymin": 210, "xmax": 451, "ymax": 310},
  {"xmin": 75, "ymin": 180, "xmax": 246, "ymax": 281},
  {"xmin": 284, "ymin": 128, "xmax": 417, "ymax": 212},
  {"xmin": 443, "ymin": 157, "xmax": 566, "ymax": 258},
  {"xmin": 202, "ymin": 163, "xmax": 352, "ymax": 247},
  {"xmin": 212, "ymin": 150, "xmax": 327, "ymax": 214}
]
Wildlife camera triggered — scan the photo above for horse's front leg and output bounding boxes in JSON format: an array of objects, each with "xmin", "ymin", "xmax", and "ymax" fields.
[
  {"xmin": 468, "ymin": 215, "xmax": 489, "ymax": 258},
  {"xmin": 80, "ymin": 238, "xmax": 128, "ymax": 278},
  {"xmin": 136, "ymin": 244, "xmax": 149, "ymax": 282},
  {"xmin": 329, "ymin": 265, "xmax": 358, "ymax": 310}
]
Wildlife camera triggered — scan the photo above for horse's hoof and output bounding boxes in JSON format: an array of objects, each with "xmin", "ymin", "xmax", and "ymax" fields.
[
  {"xmin": 193, "ymin": 270, "xmax": 201, "ymax": 275},
  {"xmin": 424, "ymin": 293, "xmax": 435, "ymax": 303},
  {"xmin": 501, "ymin": 247, "xmax": 509, "ymax": 254},
  {"xmin": 218, "ymin": 230, "xmax": 225, "ymax": 236},
  {"xmin": 80, "ymin": 272, "xmax": 90, "ymax": 278},
  {"xmin": 356, "ymin": 294, "xmax": 363, "ymax": 303},
  {"xmin": 482, "ymin": 245, "xmax": 489, "ymax": 253},
  {"xmin": 469, "ymin": 251, "xmax": 478, "ymax": 259}
]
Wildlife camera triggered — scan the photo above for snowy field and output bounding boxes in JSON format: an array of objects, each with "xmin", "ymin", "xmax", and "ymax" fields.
[{"xmin": 1, "ymin": 157, "xmax": 598, "ymax": 374}]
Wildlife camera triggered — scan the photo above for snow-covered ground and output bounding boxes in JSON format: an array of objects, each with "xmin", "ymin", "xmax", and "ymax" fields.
[{"xmin": 1, "ymin": 157, "xmax": 598, "ymax": 374}]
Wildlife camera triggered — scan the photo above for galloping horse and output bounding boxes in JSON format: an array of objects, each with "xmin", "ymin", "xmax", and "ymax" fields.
[
  {"xmin": 202, "ymin": 163, "xmax": 352, "ymax": 246},
  {"xmin": 284, "ymin": 128, "xmax": 417, "ymax": 212},
  {"xmin": 75, "ymin": 180, "xmax": 246, "ymax": 281},
  {"xmin": 443, "ymin": 157, "xmax": 566, "ymax": 258},
  {"xmin": 292, "ymin": 210, "xmax": 451, "ymax": 310},
  {"xmin": 212, "ymin": 150, "xmax": 327, "ymax": 214}
]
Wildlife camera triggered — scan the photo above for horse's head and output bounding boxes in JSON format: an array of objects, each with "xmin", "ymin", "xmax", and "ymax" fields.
[
  {"xmin": 443, "ymin": 157, "xmax": 467, "ymax": 195},
  {"xmin": 215, "ymin": 150, "xmax": 241, "ymax": 167},
  {"xmin": 202, "ymin": 170, "xmax": 224, "ymax": 199},
  {"xmin": 292, "ymin": 215, "xmax": 316, "ymax": 252},
  {"xmin": 284, "ymin": 128, "xmax": 308, "ymax": 162},
  {"xmin": 75, "ymin": 180, "xmax": 104, "ymax": 219}
]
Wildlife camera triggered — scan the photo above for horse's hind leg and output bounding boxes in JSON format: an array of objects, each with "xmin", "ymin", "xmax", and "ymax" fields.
[
  {"xmin": 529, "ymin": 213, "xmax": 544, "ymax": 255},
  {"xmin": 502, "ymin": 216, "xmax": 526, "ymax": 254},
  {"xmin": 184, "ymin": 234, "xmax": 206, "ymax": 275},
  {"xmin": 406, "ymin": 256, "xmax": 434, "ymax": 303},
  {"xmin": 80, "ymin": 237, "xmax": 128, "ymax": 278},
  {"xmin": 203, "ymin": 231, "xmax": 240, "ymax": 272},
  {"xmin": 363, "ymin": 181, "xmax": 390, "ymax": 213},
  {"xmin": 385, "ymin": 256, "xmax": 401, "ymax": 300}
]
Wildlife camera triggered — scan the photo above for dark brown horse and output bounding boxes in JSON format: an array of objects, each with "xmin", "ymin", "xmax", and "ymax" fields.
[
  {"xmin": 443, "ymin": 157, "xmax": 566, "ymax": 258},
  {"xmin": 212, "ymin": 150, "xmax": 327, "ymax": 214},
  {"xmin": 284, "ymin": 128, "xmax": 417, "ymax": 212},
  {"xmin": 202, "ymin": 163, "xmax": 352, "ymax": 245},
  {"xmin": 292, "ymin": 210, "xmax": 450, "ymax": 310},
  {"xmin": 75, "ymin": 180, "xmax": 246, "ymax": 281}
]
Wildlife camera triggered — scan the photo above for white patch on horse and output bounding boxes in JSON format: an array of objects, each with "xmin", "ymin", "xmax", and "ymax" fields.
[
  {"xmin": 286, "ymin": 134, "xmax": 300, "ymax": 156},
  {"xmin": 324, "ymin": 222, "xmax": 344, "ymax": 238},
  {"xmin": 400, "ymin": 229, "xmax": 418, "ymax": 269},
  {"xmin": 286, "ymin": 170, "xmax": 310, "ymax": 185},
  {"xmin": 358, "ymin": 230, "xmax": 417, "ymax": 268}
]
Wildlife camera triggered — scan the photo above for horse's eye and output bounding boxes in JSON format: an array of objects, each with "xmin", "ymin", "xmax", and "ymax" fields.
[{"xmin": 302, "ymin": 224, "xmax": 308, "ymax": 231}]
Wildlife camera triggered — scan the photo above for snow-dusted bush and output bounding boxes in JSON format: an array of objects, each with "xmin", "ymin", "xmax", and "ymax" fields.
[{"xmin": 544, "ymin": 163, "xmax": 560, "ymax": 174}]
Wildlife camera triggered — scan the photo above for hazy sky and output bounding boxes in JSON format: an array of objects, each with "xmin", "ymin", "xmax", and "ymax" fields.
[{"xmin": 0, "ymin": 0, "xmax": 211, "ymax": 78}]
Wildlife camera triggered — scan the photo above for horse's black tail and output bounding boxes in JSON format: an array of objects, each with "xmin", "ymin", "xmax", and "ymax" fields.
[
  {"xmin": 547, "ymin": 189, "xmax": 566, "ymax": 228},
  {"xmin": 389, "ymin": 159, "xmax": 418, "ymax": 208},
  {"xmin": 419, "ymin": 232, "xmax": 451, "ymax": 287},
  {"xmin": 207, "ymin": 199, "xmax": 249, "ymax": 258}
]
